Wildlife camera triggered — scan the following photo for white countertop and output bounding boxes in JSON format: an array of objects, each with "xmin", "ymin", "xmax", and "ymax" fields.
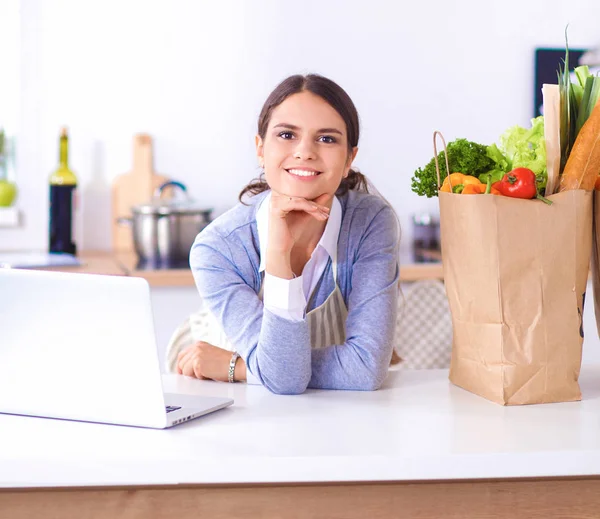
[{"xmin": 3, "ymin": 366, "xmax": 600, "ymax": 489}]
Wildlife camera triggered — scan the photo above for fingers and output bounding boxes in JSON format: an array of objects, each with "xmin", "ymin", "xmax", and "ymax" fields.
[
  {"xmin": 271, "ymin": 194, "xmax": 330, "ymax": 220},
  {"xmin": 178, "ymin": 350, "xmax": 198, "ymax": 378},
  {"xmin": 181, "ymin": 358, "xmax": 196, "ymax": 378},
  {"xmin": 177, "ymin": 346, "xmax": 196, "ymax": 378},
  {"xmin": 176, "ymin": 347, "xmax": 195, "ymax": 375},
  {"xmin": 313, "ymin": 192, "xmax": 333, "ymax": 207},
  {"xmin": 176, "ymin": 351, "xmax": 186, "ymax": 374},
  {"xmin": 192, "ymin": 357, "xmax": 208, "ymax": 380},
  {"xmin": 177, "ymin": 342, "xmax": 220, "ymax": 380}
]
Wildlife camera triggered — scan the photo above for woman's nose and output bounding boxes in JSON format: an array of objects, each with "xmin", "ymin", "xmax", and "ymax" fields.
[{"xmin": 293, "ymin": 138, "xmax": 316, "ymax": 160}]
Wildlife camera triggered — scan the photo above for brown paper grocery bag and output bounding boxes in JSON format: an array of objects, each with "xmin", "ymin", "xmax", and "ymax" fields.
[
  {"xmin": 434, "ymin": 134, "xmax": 593, "ymax": 405},
  {"xmin": 440, "ymin": 190, "xmax": 592, "ymax": 405}
]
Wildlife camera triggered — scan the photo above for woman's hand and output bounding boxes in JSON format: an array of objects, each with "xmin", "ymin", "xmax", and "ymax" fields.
[
  {"xmin": 267, "ymin": 191, "xmax": 332, "ymax": 278},
  {"xmin": 176, "ymin": 342, "xmax": 246, "ymax": 382}
]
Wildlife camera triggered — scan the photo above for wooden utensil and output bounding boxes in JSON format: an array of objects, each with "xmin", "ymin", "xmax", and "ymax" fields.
[{"xmin": 111, "ymin": 134, "xmax": 170, "ymax": 253}]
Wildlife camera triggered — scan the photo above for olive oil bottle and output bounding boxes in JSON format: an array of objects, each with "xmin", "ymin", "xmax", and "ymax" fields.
[{"xmin": 49, "ymin": 127, "xmax": 77, "ymax": 254}]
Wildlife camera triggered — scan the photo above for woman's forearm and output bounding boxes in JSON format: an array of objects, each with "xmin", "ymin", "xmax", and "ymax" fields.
[
  {"xmin": 247, "ymin": 309, "xmax": 312, "ymax": 394},
  {"xmin": 265, "ymin": 248, "xmax": 294, "ymax": 279},
  {"xmin": 191, "ymin": 227, "xmax": 312, "ymax": 395}
]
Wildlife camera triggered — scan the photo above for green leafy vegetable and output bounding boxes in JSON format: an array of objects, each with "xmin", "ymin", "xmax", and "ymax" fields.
[
  {"xmin": 411, "ymin": 138, "xmax": 496, "ymax": 198},
  {"xmin": 573, "ymin": 65, "xmax": 600, "ymax": 138},
  {"xmin": 499, "ymin": 116, "xmax": 547, "ymax": 190},
  {"xmin": 556, "ymin": 28, "xmax": 600, "ymax": 174},
  {"xmin": 558, "ymin": 27, "xmax": 578, "ymax": 174},
  {"xmin": 479, "ymin": 143, "xmax": 511, "ymax": 184},
  {"xmin": 486, "ymin": 143, "xmax": 510, "ymax": 171}
]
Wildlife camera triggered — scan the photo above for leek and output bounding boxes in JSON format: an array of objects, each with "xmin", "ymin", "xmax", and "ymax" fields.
[{"xmin": 558, "ymin": 27, "xmax": 580, "ymax": 174}]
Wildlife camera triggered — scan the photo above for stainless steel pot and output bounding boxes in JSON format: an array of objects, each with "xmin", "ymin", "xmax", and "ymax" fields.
[{"xmin": 120, "ymin": 181, "xmax": 212, "ymax": 269}]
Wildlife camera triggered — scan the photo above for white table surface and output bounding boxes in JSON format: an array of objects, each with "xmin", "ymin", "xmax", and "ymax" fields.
[{"xmin": 3, "ymin": 366, "xmax": 600, "ymax": 489}]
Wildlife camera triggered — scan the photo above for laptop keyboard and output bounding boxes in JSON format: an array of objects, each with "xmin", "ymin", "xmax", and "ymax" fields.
[{"xmin": 166, "ymin": 405, "xmax": 182, "ymax": 413}]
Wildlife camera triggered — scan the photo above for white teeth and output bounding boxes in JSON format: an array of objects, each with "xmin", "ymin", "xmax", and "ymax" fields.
[{"xmin": 288, "ymin": 169, "xmax": 319, "ymax": 177}]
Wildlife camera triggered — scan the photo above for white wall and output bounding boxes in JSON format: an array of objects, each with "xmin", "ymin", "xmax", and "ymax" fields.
[
  {"xmin": 2, "ymin": 0, "xmax": 600, "ymax": 252},
  {"xmin": 0, "ymin": 0, "xmax": 19, "ymax": 142}
]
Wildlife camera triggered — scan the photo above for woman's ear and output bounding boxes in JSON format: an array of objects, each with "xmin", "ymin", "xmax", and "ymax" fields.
[
  {"xmin": 344, "ymin": 146, "xmax": 359, "ymax": 177},
  {"xmin": 255, "ymin": 135, "xmax": 264, "ymax": 167}
]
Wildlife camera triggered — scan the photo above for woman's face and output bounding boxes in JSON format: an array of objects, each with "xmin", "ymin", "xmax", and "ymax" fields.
[{"xmin": 256, "ymin": 91, "xmax": 358, "ymax": 202}]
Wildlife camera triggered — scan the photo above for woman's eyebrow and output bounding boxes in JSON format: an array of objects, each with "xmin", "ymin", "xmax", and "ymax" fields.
[
  {"xmin": 273, "ymin": 123, "xmax": 343, "ymax": 135},
  {"xmin": 318, "ymin": 127, "xmax": 343, "ymax": 135}
]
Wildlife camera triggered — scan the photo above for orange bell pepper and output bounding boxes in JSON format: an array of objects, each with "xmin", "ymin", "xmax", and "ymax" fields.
[
  {"xmin": 439, "ymin": 173, "xmax": 481, "ymax": 193},
  {"xmin": 462, "ymin": 183, "xmax": 501, "ymax": 195},
  {"xmin": 595, "ymin": 175, "xmax": 600, "ymax": 191}
]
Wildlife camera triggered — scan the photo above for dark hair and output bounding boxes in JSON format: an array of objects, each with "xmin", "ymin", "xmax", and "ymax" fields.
[{"xmin": 239, "ymin": 73, "xmax": 368, "ymax": 203}]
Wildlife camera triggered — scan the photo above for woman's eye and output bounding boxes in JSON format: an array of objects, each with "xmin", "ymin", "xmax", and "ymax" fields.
[
  {"xmin": 318, "ymin": 135, "xmax": 337, "ymax": 144},
  {"xmin": 278, "ymin": 131, "xmax": 294, "ymax": 140}
]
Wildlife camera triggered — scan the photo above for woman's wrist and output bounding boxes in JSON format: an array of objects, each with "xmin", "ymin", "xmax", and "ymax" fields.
[
  {"xmin": 234, "ymin": 355, "xmax": 246, "ymax": 382},
  {"xmin": 265, "ymin": 249, "xmax": 294, "ymax": 279}
]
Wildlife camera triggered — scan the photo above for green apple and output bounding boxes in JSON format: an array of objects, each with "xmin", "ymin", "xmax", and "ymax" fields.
[{"xmin": 0, "ymin": 180, "xmax": 17, "ymax": 207}]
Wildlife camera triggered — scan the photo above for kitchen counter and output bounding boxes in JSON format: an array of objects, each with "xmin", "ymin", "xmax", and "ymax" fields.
[
  {"xmin": 1, "ymin": 367, "xmax": 600, "ymax": 517},
  {"xmin": 37, "ymin": 250, "xmax": 125, "ymax": 276},
  {"xmin": 115, "ymin": 251, "xmax": 196, "ymax": 287},
  {"xmin": 37, "ymin": 250, "xmax": 444, "ymax": 286}
]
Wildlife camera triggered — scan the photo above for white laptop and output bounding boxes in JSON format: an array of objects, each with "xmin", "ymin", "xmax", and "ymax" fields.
[{"xmin": 0, "ymin": 267, "xmax": 233, "ymax": 429}]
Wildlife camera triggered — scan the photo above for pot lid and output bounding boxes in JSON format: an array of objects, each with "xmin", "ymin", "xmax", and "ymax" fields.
[{"xmin": 132, "ymin": 181, "xmax": 213, "ymax": 216}]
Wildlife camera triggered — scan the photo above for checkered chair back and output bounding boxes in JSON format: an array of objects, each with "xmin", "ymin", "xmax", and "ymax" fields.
[{"xmin": 394, "ymin": 280, "xmax": 452, "ymax": 369}]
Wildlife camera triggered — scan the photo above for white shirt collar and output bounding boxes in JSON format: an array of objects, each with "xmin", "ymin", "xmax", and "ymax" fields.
[{"xmin": 256, "ymin": 191, "xmax": 342, "ymax": 273}]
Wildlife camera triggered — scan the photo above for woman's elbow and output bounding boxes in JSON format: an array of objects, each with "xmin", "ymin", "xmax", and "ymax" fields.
[
  {"xmin": 351, "ymin": 377, "xmax": 384, "ymax": 392},
  {"xmin": 267, "ymin": 381, "xmax": 309, "ymax": 395},
  {"xmin": 361, "ymin": 378, "xmax": 384, "ymax": 391},
  {"xmin": 263, "ymin": 373, "xmax": 311, "ymax": 395},
  {"xmin": 349, "ymin": 365, "xmax": 389, "ymax": 391}
]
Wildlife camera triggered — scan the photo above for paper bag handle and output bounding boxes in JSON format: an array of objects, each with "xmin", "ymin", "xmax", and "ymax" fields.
[{"xmin": 433, "ymin": 131, "xmax": 451, "ymax": 191}]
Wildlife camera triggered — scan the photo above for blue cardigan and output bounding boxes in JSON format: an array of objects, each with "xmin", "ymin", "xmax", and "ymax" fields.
[{"xmin": 190, "ymin": 189, "xmax": 400, "ymax": 394}]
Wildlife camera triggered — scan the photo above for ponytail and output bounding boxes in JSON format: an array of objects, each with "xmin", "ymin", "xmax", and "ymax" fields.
[
  {"xmin": 335, "ymin": 168, "xmax": 369, "ymax": 196},
  {"xmin": 238, "ymin": 172, "xmax": 269, "ymax": 203}
]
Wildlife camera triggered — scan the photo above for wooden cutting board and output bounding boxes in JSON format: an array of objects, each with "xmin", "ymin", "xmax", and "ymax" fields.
[{"xmin": 111, "ymin": 134, "xmax": 170, "ymax": 252}]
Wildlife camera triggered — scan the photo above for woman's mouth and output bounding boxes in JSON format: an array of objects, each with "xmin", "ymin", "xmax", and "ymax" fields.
[{"xmin": 285, "ymin": 168, "xmax": 322, "ymax": 178}]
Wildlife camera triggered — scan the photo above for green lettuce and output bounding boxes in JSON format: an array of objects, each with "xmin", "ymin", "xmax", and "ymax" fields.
[{"xmin": 500, "ymin": 115, "xmax": 547, "ymax": 190}]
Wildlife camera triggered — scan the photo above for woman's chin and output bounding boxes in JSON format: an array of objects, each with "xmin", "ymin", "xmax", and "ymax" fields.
[
  {"xmin": 276, "ymin": 183, "xmax": 318, "ymax": 199},
  {"xmin": 290, "ymin": 190, "xmax": 327, "ymax": 202}
]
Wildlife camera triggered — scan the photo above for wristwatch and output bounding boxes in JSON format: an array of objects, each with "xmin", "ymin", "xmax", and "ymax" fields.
[{"xmin": 228, "ymin": 352, "xmax": 240, "ymax": 383}]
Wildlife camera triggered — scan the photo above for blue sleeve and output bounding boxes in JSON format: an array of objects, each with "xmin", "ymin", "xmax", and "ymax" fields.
[
  {"xmin": 190, "ymin": 231, "xmax": 312, "ymax": 395},
  {"xmin": 309, "ymin": 205, "xmax": 400, "ymax": 391}
]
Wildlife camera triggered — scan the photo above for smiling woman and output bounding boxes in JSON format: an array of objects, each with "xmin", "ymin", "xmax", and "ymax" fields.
[{"xmin": 166, "ymin": 74, "xmax": 401, "ymax": 394}]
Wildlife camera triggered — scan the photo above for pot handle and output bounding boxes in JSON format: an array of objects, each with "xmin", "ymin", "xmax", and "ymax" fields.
[
  {"xmin": 153, "ymin": 180, "xmax": 189, "ymax": 200},
  {"xmin": 116, "ymin": 217, "xmax": 132, "ymax": 226}
]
